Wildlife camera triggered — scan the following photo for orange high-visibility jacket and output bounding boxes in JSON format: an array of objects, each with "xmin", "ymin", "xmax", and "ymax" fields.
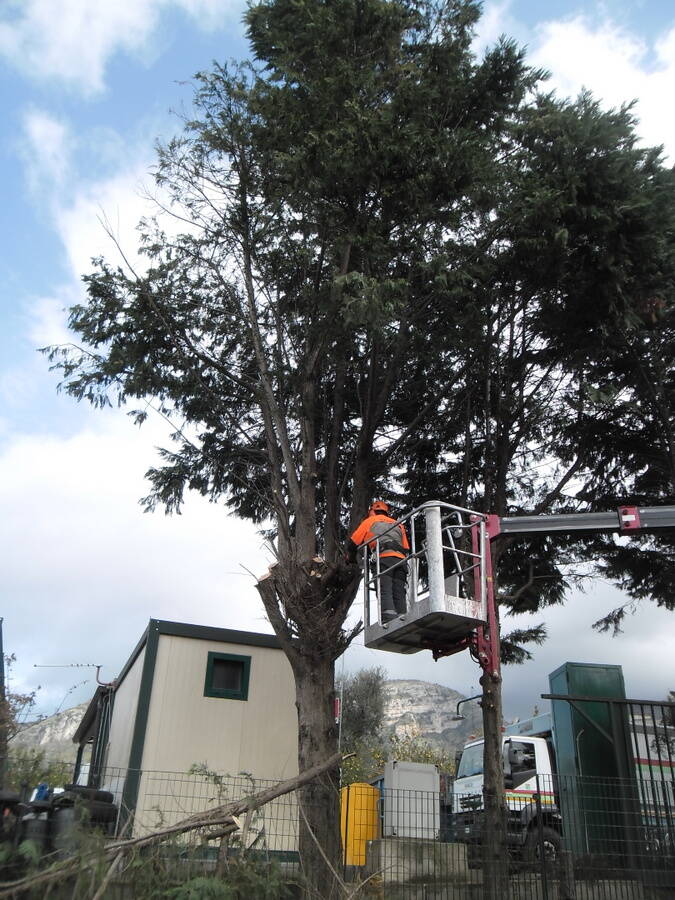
[{"xmin": 350, "ymin": 513, "xmax": 410, "ymax": 559}]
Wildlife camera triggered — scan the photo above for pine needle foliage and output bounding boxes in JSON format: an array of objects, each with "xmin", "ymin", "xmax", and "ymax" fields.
[{"xmin": 43, "ymin": 0, "xmax": 675, "ymax": 892}]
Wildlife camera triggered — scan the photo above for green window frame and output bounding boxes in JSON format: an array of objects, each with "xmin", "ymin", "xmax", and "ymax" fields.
[{"xmin": 204, "ymin": 651, "xmax": 251, "ymax": 701}]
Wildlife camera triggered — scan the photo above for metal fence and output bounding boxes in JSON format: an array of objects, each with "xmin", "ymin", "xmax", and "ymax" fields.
[
  {"xmin": 2, "ymin": 759, "xmax": 302, "ymax": 867},
  {"xmin": 4, "ymin": 758, "xmax": 675, "ymax": 898},
  {"xmin": 132, "ymin": 766, "xmax": 300, "ymax": 859},
  {"xmin": 343, "ymin": 777, "xmax": 675, "ymax": 900}
]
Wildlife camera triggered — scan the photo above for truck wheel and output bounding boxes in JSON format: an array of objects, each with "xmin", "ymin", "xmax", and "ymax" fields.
[{"xmin": 525, "ymin": 826, "xmax": 561, "ymax": 864}]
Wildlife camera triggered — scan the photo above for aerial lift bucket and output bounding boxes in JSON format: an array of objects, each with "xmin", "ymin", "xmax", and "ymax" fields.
[{"xmin": 362, "ymin": 502, "xmax": 488, "ymax": 654}]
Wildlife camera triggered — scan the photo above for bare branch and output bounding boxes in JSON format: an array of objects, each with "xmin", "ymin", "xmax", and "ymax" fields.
[{"xmin": 0, "ymin": 752, "xmax": 349, "ymax": 899}]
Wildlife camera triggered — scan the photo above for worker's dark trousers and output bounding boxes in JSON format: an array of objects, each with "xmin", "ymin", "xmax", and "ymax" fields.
[{"xmin": 379, "ymin": 556, "xmax": 407, "ymax": 617}]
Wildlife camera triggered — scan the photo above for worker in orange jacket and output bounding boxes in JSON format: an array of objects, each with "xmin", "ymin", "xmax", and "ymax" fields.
[{"xmin": 349, "ymin": 500, "xmax": 410, "ymax": 623}]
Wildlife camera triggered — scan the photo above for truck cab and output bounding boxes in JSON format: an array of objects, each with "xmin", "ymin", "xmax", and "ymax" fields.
[{"xmin": 453, "ymin": 720, "xmax": 562, "ymax": 859}]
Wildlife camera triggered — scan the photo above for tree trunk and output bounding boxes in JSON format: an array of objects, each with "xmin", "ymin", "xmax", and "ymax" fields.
[
  {"xmin": 293, "ymin": 655, "xmax": 341, "ymax": 899},
  {"xmin": 480, "ymin": 666, "xmax": 510, "ymax": 899},
  {"xmin": 256, "ymin": 557, "xmax": 361, "ymax": 899},
  {"xmin": 478, "ymin": 524, "xmax": 510, "ymax": 899}
]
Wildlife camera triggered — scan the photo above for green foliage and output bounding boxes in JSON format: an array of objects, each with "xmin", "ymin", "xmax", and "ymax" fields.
[
  {"xmin": 86, "ymin": 847, "xmax": 293, "ymax": 900},
  {"xmin": 187, "ymin": 763, "xmax": 229, "ymax": 804},
  {"xmin": 16, "ymin": 840, "xmax": 41, "ymax": 868},
  {"xmin": 0, "ymin": 768, "xmax": 293, "ymax": 900},
  {"xmin": 342, "ymin": 729, "xmax": 456, "ymax": 784},
  {"xmin": 338, "ymin": 666, "xmax": 458, "ymax": 784},
  {"xmin": 164, "ymin": 877, "xmax": 235, "ymax": 899},
  {"xmin": 46, "ymin": 0, "xmax": 540, "ymax": 559},
  {"xmin": 163, "ymin": 861, "xmax": 292, "ymax": 899},
  {"xmin": 340, "ymin": 740, "xmax": 383, "ymax": 785},
  {"xmin": 0, "ymin": 838, "xmax": 40, "ymax": 868},
  {"xmin": 0, "ymin": 838, "xmax": 43, "ymax": 886},
  {"xmin": 1, "ymin": 654, "xmax": 39, "ymax": 743},
  {"xmin": 398, "ymin": 86, "xmax": 675, "ymax": 640},
  {"xmin": 5, "ymin": 748, "xmax": 71, "ymax": 794},
  {"xmin": 500, "ymin": 625, "xmax": 547, "ymax": 664},
  {"xmin": 338, "ymin": 666, "xmax": 387, "ymax": 749},
  {"xmin": 42, "ymin": 0, "xmax": 675, "ymax": 875},
  {"xmin": 374, "ymin": 731, "xmax": 456, "ymax": 774}
]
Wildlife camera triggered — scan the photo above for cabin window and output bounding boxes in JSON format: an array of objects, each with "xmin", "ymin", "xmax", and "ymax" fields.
[
  {"xmin": 506, "ymin": 739, "xmax": 537, "ymax": 789},
  {"xmin": 204, "ymin": 652, "xmax": 251, "ymax": 701}
]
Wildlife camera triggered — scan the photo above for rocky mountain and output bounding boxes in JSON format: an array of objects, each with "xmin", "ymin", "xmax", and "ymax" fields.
[
  {"xmin": 10, "ymin": 679, "xmax": 482, "ymax": 763},
  {"xmin": 383, "ymin": 679, "xmax": 482, "ymax": 754},
  {"xmin": 9, "ymin": 702, "xmax": 88, "ymax": 762}
]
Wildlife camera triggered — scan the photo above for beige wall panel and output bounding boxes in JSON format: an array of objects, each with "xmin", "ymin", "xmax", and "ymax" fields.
[
  {"xmin": 106, "ymin": 647, "xmax": 145, "ymax": 771},
  {"xmin": 102, "ymin": 646, "xmax": 145, "ymax": 803},
  {"xmin": 238, "ymin": 644, "xmax": 298, "ymax": 779},
  {"xmin": 140, "ymin": 635, "xmax": 298, "ymax": 783},
  {"xmin": 133, "ymin": 771, "xmax": 300, "ymax": 851}
]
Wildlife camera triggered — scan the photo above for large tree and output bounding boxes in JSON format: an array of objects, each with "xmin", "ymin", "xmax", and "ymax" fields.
[
  {"xmin": 396, "ymin": 87, "xmax": 675, "ymax": 886},
  {"xmin": 399, "ymin": 90, "xmax": 675, "ymax": 620},
  {"xmin": 46, "ymin": 0, "xmax": 675, "ymax": 895},
  {"xmin": 49, "ymin": 1, "xmax": 537, "ymax": 893}
]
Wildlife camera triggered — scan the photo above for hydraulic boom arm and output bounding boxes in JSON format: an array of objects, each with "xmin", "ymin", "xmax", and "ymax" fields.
[{"xmin": 491, "ymin": 504, "xmax": 675, "ymax": 537}]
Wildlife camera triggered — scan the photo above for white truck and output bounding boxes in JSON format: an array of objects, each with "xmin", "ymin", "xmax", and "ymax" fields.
[{"xmin": 452, "ymin": 712, "xmax": 562, "ymax": 862}]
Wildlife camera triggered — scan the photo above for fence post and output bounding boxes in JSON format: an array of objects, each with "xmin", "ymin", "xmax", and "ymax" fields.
[
  {"xmin": 557, "ymin": 850, "xmax": 576, "ymax": 900},
  {"xmin": 342, "ymin": 782, "xmax": 350, "ymax": 877},
  {"xmin": 535, "ymin": 777, "xmax": 549, "ymax": 900}
]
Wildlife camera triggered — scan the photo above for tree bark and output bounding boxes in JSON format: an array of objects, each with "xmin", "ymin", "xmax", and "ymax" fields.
[
  {"xmin": 480, "ymin": 664, "xmax": 509, "ymax": 899},
  {"xmin": 294, "ymin": 655, "xmax": 341, "ymax": 898},
  {"xmin": 256, "ymin": 559, "xmax": 361, "ymax": 899}
]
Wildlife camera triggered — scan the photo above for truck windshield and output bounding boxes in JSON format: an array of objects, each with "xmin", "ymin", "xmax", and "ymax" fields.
[{"xmin": 457, "ymin": 743, "xmax": 484, "ymax": 778}]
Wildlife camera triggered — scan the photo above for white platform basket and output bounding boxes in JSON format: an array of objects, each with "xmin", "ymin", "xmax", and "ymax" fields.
[{"xmin": 363, "ymin": 502, "xmax": 487, "ymax": 654}]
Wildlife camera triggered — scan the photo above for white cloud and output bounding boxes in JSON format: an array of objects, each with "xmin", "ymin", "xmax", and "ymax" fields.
[
  {"xmin": 17, "ymin": 111, "xmax": 160, "ymax": 362},
  {"xmin": 19, "ymin": 104, "xmax": 165, "ymax": 281},
  {"xmin": 56, "ymin": 163, "xmax": 158, "ymax": 280},
  {"xmin": 0, "ymin": 0, "xmax": 159, "ymax": 96},
  {"xmin": 0, "ymin": 365, "xmax": 40, "ymax": 420},
  {"xmin": 473, "ymin": 1, "xmax": 524, "ymax": 56},
  {"xmin": 0, "ymin": 0, "xmax": 243, "ymax": 96},
  {"xmin": 21, "ymin": 109, "xmax": 72, "ymax": 193},
  {"xmin": 1, "ymin": 415, "xmax": 271, "ymax": 715},
  {"xmin": 476, "ymin": 8, "xmax": 675, "ymax": 160},
  {"xmin": 19, "ymin": 104, "xmax": 194, "ymax": 287},
  {"xmin": 7, "ymin": 1, "xmax": 675, "ymax": 721},
  {"xmin": 27, "ymin": 289, "xmax": 79, "ymax": 349},
  {"xmin": 4, "ymin": 124, "xmax": 268, "ymax": 716},
  {"xmin": 0, "ymin": 284, "xmax": 77, "ymax": 416},
  {"xmin": 530, "ymin": 16, "xmax": 675, "ymax": 159},
  {"xmin": 178, "ymin": 0, "xmax": 241, "ymax": 30}
]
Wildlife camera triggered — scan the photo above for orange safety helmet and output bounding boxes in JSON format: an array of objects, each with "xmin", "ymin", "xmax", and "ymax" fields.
[{"xmin": 370, "ymin": 500, "xmax": 391, "ymax": 514}]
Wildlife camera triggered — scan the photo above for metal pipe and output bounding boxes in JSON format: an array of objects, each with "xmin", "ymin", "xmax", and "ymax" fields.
[
  {"xmin": 362, "ymin": 546, "xmax": 370, "ymax": 629},
  {"xmin": 452, "ymin": 694, "xmax": 482, "ymax": 721},
  {"xmin": 443, "ymin": 512, "xmax": 464, "ymax": 577},
  {"xmin": 425, "ymin": 504, "xmax": 445, "ymax": 604}
]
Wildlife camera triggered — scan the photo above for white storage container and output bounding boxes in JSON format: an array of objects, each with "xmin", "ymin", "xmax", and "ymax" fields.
[{"xmin": 382, "ymin": 760, "xmax": 440, "ymax": 839}]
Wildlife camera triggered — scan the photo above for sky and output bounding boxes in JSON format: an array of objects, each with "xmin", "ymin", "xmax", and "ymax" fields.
[{"xmin": 1, "ymin": 0, "xmax": 675, "ymax": 725}]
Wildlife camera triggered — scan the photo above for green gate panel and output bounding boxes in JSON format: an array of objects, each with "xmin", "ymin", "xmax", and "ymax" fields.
[{"xmin": 549, "ymin": 662, "xmax": 630, "ymax": 857}]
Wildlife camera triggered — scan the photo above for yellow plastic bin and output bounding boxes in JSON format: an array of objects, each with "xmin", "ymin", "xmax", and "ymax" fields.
[{"xmin": 340, "ymin": 782, "xmax": 381, "ymax": 866}]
